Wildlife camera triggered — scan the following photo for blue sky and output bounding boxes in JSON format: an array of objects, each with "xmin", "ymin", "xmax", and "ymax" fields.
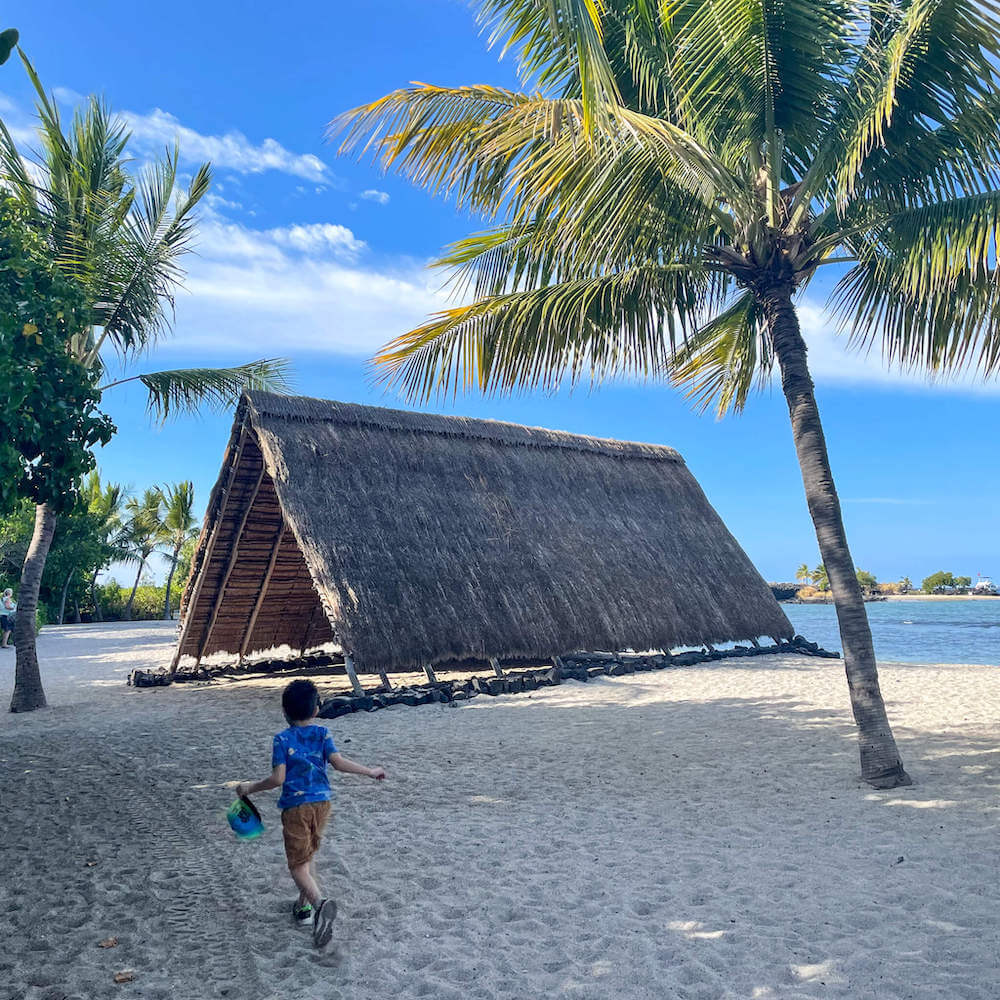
[{"xmin": 4, "ymin": 0, "xmax": 999, "ymax": 585}]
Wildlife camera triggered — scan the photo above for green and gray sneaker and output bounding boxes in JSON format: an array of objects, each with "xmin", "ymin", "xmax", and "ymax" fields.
[
  {"xmin": 292, "ymin": 901, "xmax": 314, "ymax": 928},
  {"xmin": 313, "ymin": 898, "xmax": 337, "ymax": 948}
]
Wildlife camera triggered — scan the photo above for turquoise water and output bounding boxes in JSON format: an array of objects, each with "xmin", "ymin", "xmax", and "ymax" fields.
[{"xmin": 783, "ymin": 600, "xmax": 1000, "ymax": 666}]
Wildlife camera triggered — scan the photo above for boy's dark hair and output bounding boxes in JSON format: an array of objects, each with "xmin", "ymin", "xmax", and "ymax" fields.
[{"xmin": 282, "ymin": 679, "xmax": 320, "ymax": 723}]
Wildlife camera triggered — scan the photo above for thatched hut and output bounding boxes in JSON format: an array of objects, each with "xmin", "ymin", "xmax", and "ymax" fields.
[{"xmin": 171, "ymin": 392, "xmax": 791, "ymax": 679}]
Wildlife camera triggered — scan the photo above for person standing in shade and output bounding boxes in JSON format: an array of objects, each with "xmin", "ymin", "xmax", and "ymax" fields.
[{"xmin": 1, "ymin": 589, "xmax": 15, "ymax": 649}]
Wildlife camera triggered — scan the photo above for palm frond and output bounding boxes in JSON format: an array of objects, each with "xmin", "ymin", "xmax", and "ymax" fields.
[
  {"xmin": 669, "ymin": 291, "xmax": 770, "ymax": 415},
  {"xmin": 478, "ymin": 0, "xmax": 622, "ymax": 131},
  {"xmin": 333, "ymin": 85, "xmax": 745, "ymax": 225},
  {"xmin": 831, "ymin": 192, "xmax": 1000, "ymax": 375},
  {"xmin": 130, "ymin": 359, "xmax": 293, "ymax": 421},
  {"xmin": 827, "ymin": 0, "xmax": 1000, "ymax": 207},
  {"xmin": 371, "ymin": 265, "xmax": 726, "ymax": 402}
]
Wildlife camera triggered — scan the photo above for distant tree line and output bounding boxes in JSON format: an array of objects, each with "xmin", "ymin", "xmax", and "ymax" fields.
[
  {"xmin": 0, "ymin": 473, "xmax": 200, "ymax": 626},
  {"xmin": 793, "ymin": 563, "xmax": 979, "ymax": 596}
]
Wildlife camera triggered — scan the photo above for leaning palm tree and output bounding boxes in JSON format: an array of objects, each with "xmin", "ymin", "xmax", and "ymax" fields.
[
  {"xmin": 795, "ymin": 563, "xmax": 811, "ymax": 584},
  {"xmin": 156, "ymin": 481, "xmax": 198, "ymax": 620},
  {"xmin": 335, "ymin": 0, "xmax": 1000, "ymax": 787},
  {"xmin": 2, "ymin": 53, "xmax": 290, "ymax": 711}
]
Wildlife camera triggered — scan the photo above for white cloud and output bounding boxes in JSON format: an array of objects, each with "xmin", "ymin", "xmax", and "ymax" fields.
[
  {"xmin": 121, "ymin": 107, "xmax": 331, "ymax": 183},
  {"xmin": 2, "ymin": 87, "xmax": 335, "ymax": 185},
  {"xmin": 267, "ymin": 222, "xmax": 367, "ymax": 259},
  {"xmin": 52, "ymin": 85, "xmax": 84, "ymax": 105},
  {"xmin": 360, "ymin": 189, "xmax": 390, "ymax": 205},
  {"xmin": 169, "ymin": 216, "xmax": 446, "ymax": 357}
]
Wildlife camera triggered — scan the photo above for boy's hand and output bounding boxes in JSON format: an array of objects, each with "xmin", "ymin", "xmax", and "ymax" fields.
[
  {"xmin": 369, "ymin": 767, "xmax": 386, "ymax": 781},
  {"xmin": 235, "ymin": 782, "xmax": 248, "ymax": 798}
]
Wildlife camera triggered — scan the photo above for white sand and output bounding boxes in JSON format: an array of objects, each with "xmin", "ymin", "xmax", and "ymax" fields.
[{"xmin": 0, "ymin": 622, "xmax": 997, "ymax": 1000}]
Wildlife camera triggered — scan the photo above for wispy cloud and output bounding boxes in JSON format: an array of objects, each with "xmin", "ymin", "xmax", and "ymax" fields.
[
  {"xmin": 4, "ymin": 87, "xmax": 336, "ymax": 185},
  {"xmin": 122, "ymin": 108, "xmax": 332, "ymax": 183},
  {"xmin": 360, "ymin": 189, "xmax": 390, "ymax": 205}
]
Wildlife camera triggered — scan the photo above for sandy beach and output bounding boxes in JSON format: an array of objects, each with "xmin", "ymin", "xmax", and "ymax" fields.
[{"xmin": 0, "ymin": 622, "xmax": 997, "ymax": 1000}]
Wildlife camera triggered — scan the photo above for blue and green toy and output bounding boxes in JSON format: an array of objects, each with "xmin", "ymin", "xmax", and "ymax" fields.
[{"xmin": 227, "ymin": 794, "xmax": 264, "ymax": 840}]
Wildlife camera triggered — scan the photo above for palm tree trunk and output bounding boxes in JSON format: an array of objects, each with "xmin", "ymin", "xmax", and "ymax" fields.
[
  {"xmin": 10, "ymin": 504, "xmax": 56, "ymax": 713},
  {"xmin": 58, "ymin": 568, "xmax": 74, "ymax": 626},
  {"xmin": 123, "ymin": 561, "xmax": 144, "ymax": 621},
  {"xmin": 763, "ymin": 283, "xmax": 911, "ymax": 789},
  {"xmin": 163, "ymin": 543, "xmax": 180, "ymax": 620},
  {"xmin": 90, "ymin": 568, "xmax": 103, "ymax": 622}
]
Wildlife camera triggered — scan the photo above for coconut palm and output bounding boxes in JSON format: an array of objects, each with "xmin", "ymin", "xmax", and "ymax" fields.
[
  {"xmin": 334, "ymin": 0, "xmax": 1000, "ymax": 786},
  {"xmin": 795, "ymin": 563, "xmax": 811, "ymax": 584},
  {"xmin": 2, "ymin": 54, "xmax": 291, "ymax": 711},
  {"xmin": 81, "ymin": 471, "xmax": 129, "ymax": 622},
  {"xmin": 121, "ymin": 490, "xmax": 164, "ymax": 621},
  {"xmin": 157, "ymin": 481, "xmax": 198, "ymax": 620}
]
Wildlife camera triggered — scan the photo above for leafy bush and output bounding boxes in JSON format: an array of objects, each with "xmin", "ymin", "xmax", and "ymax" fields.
[{"xmin": 96, "ymin": 580, "xmax": 183, "ymax": 621}]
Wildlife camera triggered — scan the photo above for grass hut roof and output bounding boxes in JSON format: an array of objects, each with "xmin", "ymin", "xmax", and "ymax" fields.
[{"xmin": 173, "ymin": 392, "xmax": 792, "ymax": 673}]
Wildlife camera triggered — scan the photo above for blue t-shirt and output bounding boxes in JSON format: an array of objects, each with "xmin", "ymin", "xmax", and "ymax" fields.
[{"xmin": 271, "ymin": 724, "xmax": 337, "ymax": 811}]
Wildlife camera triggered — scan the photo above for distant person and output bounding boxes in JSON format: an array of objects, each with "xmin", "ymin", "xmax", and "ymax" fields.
[
  {"xmin": 1, "ymin": 589, "xmax": 15, "ymax": 649},
  {"xmin": 235, "ymin": 678, "xmax": 386, "ymax": 947}
]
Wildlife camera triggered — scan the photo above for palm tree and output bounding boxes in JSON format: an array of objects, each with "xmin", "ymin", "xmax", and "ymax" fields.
[
  {"xmin": 334, "ymin": 1, "xmax": 1000, "ymax": 786},
  {"xmin": 157, "ymin": 481, "xmax": 198, "ymax": 620},
  {"xmin": 81, "ymin": 471, "xmax": 128, "ymax": 622},
  {"xmin": 2, "ymin": 54, "xmax": 291, "ymax": 711},
  {"xmin": 795, "ymin": 564, "xmax": 811, "ymax": 584},
  {"xmin": 121, "ymin": 490, "xmax": 164, "ymax": 621},
  {"xmin": 813, "ymin": 565, "xmax": 830, "ymax": 593}
]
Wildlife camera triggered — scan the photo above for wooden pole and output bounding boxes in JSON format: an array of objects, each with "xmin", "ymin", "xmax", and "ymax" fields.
[
  {"xmin": 196, "ymin": 465, "xmax": 266, "ymax": 662},
  {"xmin": 299, "ymin": 604, "xmax": 320, "ymax": 658},
  {"xmin": 423, "ymin": 664, "xmax": 438, "ymax": 684},
  {"xmin": 489, "ymin": 657, "xmax": 504, "ymax": 677},
  {"xmin": 238, "ymin": 523, "xmax": 285, "ymax": 663},
  {"xmin": 377, "ymin": 668, "xmax": 392, "ymax": 690},
  {"xmin": 344, "ymin": 654, "xmax": 365, "ymax": 696},
  {"xmin": 168, "ymin": 429, "xmax": 247, "ymax": 676}
]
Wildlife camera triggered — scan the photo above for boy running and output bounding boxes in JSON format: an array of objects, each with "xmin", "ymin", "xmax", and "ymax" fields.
[{"xmin": 236, "ymin": 678, "xmax": 386, "ymax": 947}]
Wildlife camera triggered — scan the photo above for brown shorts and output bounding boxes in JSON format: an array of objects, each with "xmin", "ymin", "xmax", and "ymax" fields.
[{"xmin": 281, "ymin": 800, "xmax": 331, "ymax": 868}]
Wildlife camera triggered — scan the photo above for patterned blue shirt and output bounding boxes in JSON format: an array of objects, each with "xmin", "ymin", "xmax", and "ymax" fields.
[{"xmin": 271, "ymin": 724, "xmax": 337, "ymax": 811}]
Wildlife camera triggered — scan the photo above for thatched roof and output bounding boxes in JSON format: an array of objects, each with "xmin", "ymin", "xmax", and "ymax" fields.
[{"xmin": 173, "ymin": 392, "xmax": 791, "ymax": 673}]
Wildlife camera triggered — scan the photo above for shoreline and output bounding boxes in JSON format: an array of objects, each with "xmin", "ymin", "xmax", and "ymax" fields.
[{"xmin": 785, "ymin": 593, "xmax": 999, "ymax": 604}]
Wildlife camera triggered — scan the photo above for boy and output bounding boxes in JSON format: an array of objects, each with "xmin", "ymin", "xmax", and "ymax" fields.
[{"xmin": 236, "ymin": 678, "xmax": 386, "ymax": 947}]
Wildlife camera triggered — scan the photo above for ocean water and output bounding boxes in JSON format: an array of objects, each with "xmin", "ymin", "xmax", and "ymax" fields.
[{"xmin": 782, "ymin": 599, "xmax": 1000, "ymax": 666}]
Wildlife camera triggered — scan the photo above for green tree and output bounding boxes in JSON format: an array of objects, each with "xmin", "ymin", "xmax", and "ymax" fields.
[
  {"xmin": 795, "ymin": 563, "xmax": 811, "ymax": 583},
  {"xmin": 157, "ymin": 481, "xmax": 199, "ymax": 620},
  {"xmin": 0, "ymin": 198, "xmax": 113, "ymax": 708},
  {"xmin": 954, "ymin": 575, "xmax": 972, "ymax": 590},
  {"xmin": 812, "ymin": 564, "xmax": 830, "ymax": 593},
  {"xmin": 81, "ymin": 472, "xmax": 128, "ymax": 622},
  {"xmin": 922, "ymin": 571, "xmax": 956, "ymax": 594},
  {"xmin": 0, "ymin": 55, "xmax": 291, "ymax": 711},
  {"xmin": 900, "ymin": 577, "xmax": 912, "ymax": 594},
  {"xmin": 332, "ymin": 0, "xmax": 1000, "ymax": 786},
  {"xmin": 121, "ymin": 490, "xmax": 165, "ymax": 621},
  {"xmin": 855, "ymin": 569, "xmax": 878, "ymax": 595}
]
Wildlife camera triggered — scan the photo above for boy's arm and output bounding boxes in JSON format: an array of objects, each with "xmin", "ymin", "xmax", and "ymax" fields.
[
  {"xmin": 329, "ymin": 752, "xmax": 386, "ymax": 780},
  {"xmin": 236, "ymin": 764, "xmax": 285, "ymax": 798}
]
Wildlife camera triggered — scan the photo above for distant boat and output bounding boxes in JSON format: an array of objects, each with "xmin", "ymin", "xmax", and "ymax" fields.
[{"xmin": 971, "ymin": 576, "xmax": 998, "ymax": 596}]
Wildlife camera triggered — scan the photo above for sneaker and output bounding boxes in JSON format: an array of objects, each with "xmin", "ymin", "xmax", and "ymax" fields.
[
  {"xmin": 313, "ymin": 898, "xmax": 337, "ymax": 948},
  {"xmin": 292, "ymin": 902, "xmax": 314, "ymax": 927}
]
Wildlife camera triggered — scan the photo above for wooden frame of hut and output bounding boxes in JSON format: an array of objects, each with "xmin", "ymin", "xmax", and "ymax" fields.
[{"xmin": 170, "ymin": 392, "xmax": 792, "ymax": 682}]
